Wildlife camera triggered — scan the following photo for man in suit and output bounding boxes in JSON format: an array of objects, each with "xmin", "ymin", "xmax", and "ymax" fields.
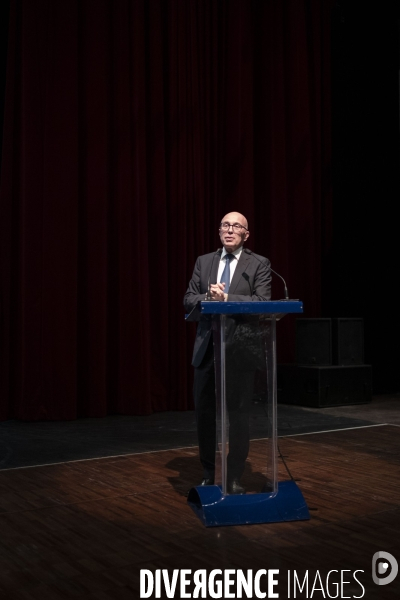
[{"xmin": 184, "ymin": 212, "xmax": 271, "ymax": 494}]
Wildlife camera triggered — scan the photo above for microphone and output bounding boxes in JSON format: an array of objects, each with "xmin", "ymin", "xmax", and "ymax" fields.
[
  {"xmin": 270, "ymin": 268, "xmax": 289, "ymax": 301},
  {"xmin": 244, "ymin": 248, "xmax": 291, "ymax": 300},
  {"xmin": 206, "ymin": 248, "xmax": 222, "ymax": 300}
]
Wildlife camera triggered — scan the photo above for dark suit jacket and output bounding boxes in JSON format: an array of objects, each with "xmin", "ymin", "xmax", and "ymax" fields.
[{"xmin": 184, "ymin": 248, "xmax": 272, "ymax": 367}]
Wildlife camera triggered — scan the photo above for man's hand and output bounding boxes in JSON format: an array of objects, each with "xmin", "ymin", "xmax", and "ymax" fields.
[{"xmin": 210, "ymin": 283, "xmax": 227, "ymax": 301}]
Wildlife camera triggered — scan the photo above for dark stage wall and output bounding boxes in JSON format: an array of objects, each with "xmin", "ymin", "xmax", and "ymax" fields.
[
  {"xmin": 0, "ymin": 1, "xmax": 398, "ymax": 421},
  {"xmin": 328, "ymin": 5, "xmax": 400, "ymax": 394}
]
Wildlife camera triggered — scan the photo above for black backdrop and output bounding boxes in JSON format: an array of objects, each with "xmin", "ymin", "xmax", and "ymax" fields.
[
  {"xmin": 0, "ymin": 1, "xmax": 399, "ymax": 421},
  {"xmin": 328, "ymin": 4, "xmax": 400, "ymax": 394}
]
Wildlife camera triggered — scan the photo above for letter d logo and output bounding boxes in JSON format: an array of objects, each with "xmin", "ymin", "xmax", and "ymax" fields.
[{"xmin": 372, "ymin": 551, "xmax": 398, "ymax": 586}]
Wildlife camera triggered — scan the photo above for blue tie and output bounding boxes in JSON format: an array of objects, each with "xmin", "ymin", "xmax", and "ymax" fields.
[{"xmin": 219, "ymin": 253, "xmax": 234, "ymax": 293}]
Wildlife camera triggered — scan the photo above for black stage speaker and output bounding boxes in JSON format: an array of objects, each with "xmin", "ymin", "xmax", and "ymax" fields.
[
  {"xmin": 332, "ymin": 318, "xmax": 364, "ymax": 365},
  {"xmin": 277, "ymin": 364, "xmax": 372, "ymax": 408},
  {"xmin": 295, "ymin": 319, "xmax": 332, "ymax": 365}
]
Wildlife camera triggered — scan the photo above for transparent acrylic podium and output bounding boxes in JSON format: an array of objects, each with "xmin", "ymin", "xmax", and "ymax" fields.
[{"xmin": 187, "ymin": 301, "xmax": 310, "ymax": 527}]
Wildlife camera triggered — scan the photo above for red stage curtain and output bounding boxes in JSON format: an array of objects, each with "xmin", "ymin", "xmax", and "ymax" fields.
[{"xmin": 0, "ymin": 0, "xmax": 333, "ymax": 420}]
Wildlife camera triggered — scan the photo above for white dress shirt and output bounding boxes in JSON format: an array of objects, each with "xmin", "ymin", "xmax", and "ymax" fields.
[{"xmin": 217, "ymin": 246, "xmax": 243, "ymax": 285}]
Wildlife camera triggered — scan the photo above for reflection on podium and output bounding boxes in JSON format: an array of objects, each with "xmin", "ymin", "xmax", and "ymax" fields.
[{"xmin": 187, "ymin": 301, "xmax": 310, "ymax": 527}]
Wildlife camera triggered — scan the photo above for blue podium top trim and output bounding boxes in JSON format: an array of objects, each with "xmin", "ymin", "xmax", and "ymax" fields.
[{"xmin": 200, "ymin": 300, "xmax": 303, "ymax": 315}]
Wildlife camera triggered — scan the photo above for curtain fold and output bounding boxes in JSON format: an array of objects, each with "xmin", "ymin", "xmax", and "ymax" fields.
[{"xmin": 0, "ymin": 0, "xmax": 333, "ymax": 420}]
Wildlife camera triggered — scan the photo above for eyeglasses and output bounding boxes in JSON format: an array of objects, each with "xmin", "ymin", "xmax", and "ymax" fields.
[{"xmin": 219, "ymin": 222, "xmax": 248, "ymax": 232}]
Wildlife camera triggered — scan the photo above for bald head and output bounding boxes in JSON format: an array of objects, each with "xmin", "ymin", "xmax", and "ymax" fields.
[
  {"xmin": 221, "ymin": 212, "xmax": 248, "ymax": 230},
  {"xmin": 219, "ymin": 211, "xmax": 250, "ymax": 252}
]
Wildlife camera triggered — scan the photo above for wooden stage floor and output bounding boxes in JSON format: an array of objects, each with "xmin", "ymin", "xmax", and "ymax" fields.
[{"xmin": 0, "ymin": 424, "xmax": 400, "ymax": 599}]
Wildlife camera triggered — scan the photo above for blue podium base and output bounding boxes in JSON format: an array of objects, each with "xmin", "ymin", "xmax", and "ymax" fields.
[{"xmin": 187, "ymin": 480, "xmax": 310, "ymax": 527}]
